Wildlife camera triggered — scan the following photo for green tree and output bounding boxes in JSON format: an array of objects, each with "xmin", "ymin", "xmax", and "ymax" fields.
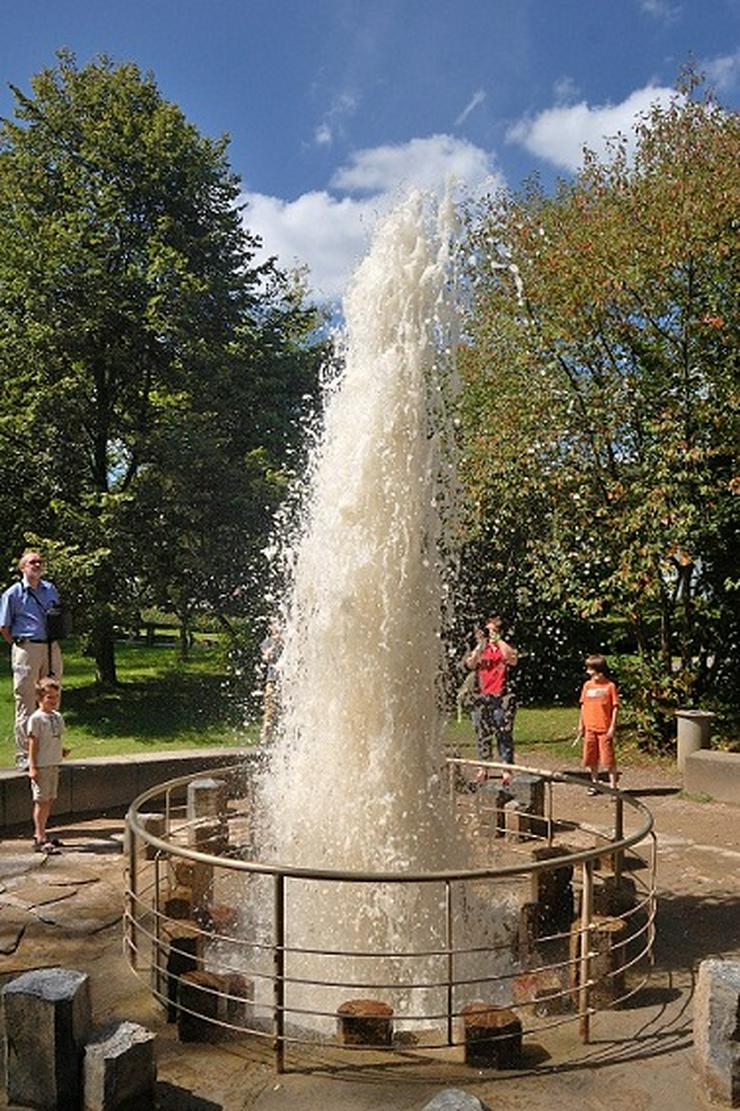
[
  {"xmin": 461, "ymin": 81, "xmax": 739, "ymax": 742},
  {"xmin": 0, "ymin": 52, "xmax": 322, "ymax": 681}
]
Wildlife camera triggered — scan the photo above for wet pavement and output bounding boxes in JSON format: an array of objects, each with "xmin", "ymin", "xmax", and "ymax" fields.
[{"xmin": 0, "ymin": 766, "xmax": 738, "ymax": 1110}]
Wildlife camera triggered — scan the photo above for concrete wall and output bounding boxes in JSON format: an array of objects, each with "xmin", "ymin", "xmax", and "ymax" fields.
[
  {"xmin": 684, "ymin": 750, "xmax": 740, "ymax": 806},
  {"xmin": 0, "ymin": 747, "xmax": 251, "ymax": 831}
]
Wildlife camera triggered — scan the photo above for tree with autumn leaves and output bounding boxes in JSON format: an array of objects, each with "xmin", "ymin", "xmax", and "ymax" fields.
[{"xmin": 461, "ymin": 79, "xmax": 739, "ymax": 744}]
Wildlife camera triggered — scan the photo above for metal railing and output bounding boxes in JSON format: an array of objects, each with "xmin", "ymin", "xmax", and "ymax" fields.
[{"xmin": 124, "ymin": 759, "xmax": 656, "ymax": 1072}]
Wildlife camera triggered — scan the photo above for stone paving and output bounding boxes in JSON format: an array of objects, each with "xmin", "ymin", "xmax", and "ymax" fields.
[{"xmin": 0, "ymin": 766, "xmax": 738, "ymax": 1109}]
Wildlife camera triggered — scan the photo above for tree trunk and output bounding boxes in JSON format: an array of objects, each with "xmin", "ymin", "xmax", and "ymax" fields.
[
  {"xmin": 179, "ymin": 616, "xmax": 190, "ymax": 662},
  {"xmin": 93, "ymin": 614, "xmax": 118, "ymax": 686}
]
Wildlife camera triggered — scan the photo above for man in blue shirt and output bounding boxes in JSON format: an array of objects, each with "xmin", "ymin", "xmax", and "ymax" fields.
[{"xmin": 0, "ymin": 551, "xmax": 63, "ymax": 768}]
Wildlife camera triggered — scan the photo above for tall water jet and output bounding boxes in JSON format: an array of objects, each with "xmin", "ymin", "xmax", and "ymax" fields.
[{"xmin": 254, "ymin": 191, "xmax": 511, "ymax": 1031}]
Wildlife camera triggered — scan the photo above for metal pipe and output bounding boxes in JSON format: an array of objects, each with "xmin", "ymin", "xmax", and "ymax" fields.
[
  {"xmin": 274, "ymin": 873, "xmax": 285, "ymax": 1073},
  {"xmin": 445, "ymin": 880, "xmax": 454, "ymax": 1047},
  {"xmin": 613, "ymin": 795, "xmax": 624, "ymax": 883},
  {"xmin": 127, "ymin": 815, "xmax": 138, "ymax": 969},
  {"xmin": 578, "ymin": 857, "xmax": 594, "ymax": 1043}
]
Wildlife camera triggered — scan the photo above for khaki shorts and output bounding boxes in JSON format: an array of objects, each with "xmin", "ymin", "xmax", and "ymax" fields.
[{"xmin": 30, "ymin": 766, "xmax": 59, "ymax": 802}]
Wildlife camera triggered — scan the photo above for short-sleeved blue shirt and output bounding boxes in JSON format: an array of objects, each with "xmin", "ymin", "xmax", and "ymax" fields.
[{"xmin": 0, "ymin": 579, "xmax": 60, "ymax": 639}]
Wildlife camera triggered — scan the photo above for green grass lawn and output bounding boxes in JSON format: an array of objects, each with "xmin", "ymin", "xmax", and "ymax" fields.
[
  {"xmin": 445, "ymin": 705, "xmax": 580, "ymax": 763},
  {"xmin": 0, "ymin": 637, "xmax": 259, "ymax": 767},
  {"xmin": 2, "ymin": 639, "xmax": 665, "ymax": 772}
]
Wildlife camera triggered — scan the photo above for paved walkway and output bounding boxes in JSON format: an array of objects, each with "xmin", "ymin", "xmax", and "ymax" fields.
[{"xmin": 0, "ymin": 768, "xmax": 738, "ymax": 1109}]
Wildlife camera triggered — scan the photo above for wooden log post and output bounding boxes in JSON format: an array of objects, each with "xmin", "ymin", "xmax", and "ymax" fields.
[
  {"xmin": 529, "ymin": 845, "xmax": 575, "ymax": 935},
  {"xmin": 461, "ymin": 1002, "xmax": 522, "ymax": 1069},
  {"xmin": 176, "ymin": 971, "xmax": 253, "ymax": 1043},
  {"xmin": 569, "ymin": 913, "xmax": 629, "ymax": 1009},
  {"xmin": 159, "ymin": 920, "xmax": 204, "ymax": 1022},
  {"xmin": 512, "ymin": 969, "xmax": 570, "ymax": 1016},
  {"xmin": 336, "ymin": 999, "xmax": 394, "ymax": 1047}
]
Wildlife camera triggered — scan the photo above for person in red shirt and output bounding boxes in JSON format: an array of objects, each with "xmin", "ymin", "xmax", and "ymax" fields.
[
  {"xmin": 465, "ymin": 615, "xmax": 518, "ymax": 784},
  {"xmin": 577, "ymin": 654, "xmax": 620, "ymax": 794}
]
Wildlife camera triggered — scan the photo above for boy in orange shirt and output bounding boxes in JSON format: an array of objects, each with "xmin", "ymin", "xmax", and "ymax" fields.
[{"xmin": 577, "ymin": 654, "xmax": 619, "ymax": 794}]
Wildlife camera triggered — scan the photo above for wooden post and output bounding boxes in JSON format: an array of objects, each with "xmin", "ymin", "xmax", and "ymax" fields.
[
  {"xmin": 337, "ymin": 999, "xmax": 394, "ymax": 1046},
  {"xmin": 578, "ymin": 858, "xmax": 594, "ymax": 1043},
  {"xmin": 461, "ymin": 1003, "xmax": 522, "ymax": 1069}
]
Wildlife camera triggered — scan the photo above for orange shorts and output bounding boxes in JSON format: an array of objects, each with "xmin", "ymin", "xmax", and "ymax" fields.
[{"xmin": 582, "ymin": 729, "xmax": 616, "ymax": 770}]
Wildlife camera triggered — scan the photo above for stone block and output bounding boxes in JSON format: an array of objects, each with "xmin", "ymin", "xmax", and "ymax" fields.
[
  {"xmin": 337, "ymin": 998, "xmax": 394, "ymax": 1046},
  {"xmin": 569, "ymin": 915, "xmax": 629, "ymax": 1007},
  {"xmin": 592, "ymin": 875, "xmax": 637, "ymax": 918},
  {"xmin": 84, "ymin": 1020, "xmax": 156, "ymax": 1110},
  {"xmin": 512, "ymin": 969, "xmax": 570, "ymax": 1016},
  {"xmin": 422, "ymin": 1089, "xmax": 492, "ymax": 1110},
  {"xmin": 685, "ymin": 750, "xmax": 740, "ymax": 806},
  {"xmin": 461, "ymin": 1002, "xmax": 522, "ymax": 1069},
  {"xmin": 3, "ymin": 966, "xmax": 91, "ymax": 1110},
  {"xmin": 160, "ymin": 919, "xmax": 204, "ymax": 1022},
  {"xmin": 177, "ymin": 970, "xmax": 252, "ymax": 1042},
  {"xmin": 164, "ymin": 886, "xmax": 193, "ymax": 920},
  {"xmin": 189, "ymin": 818, "xmax": 228, "ymax": 857},
  {"xmin": 140, "ymin": 812, "xmax": 165, "ymax": 860},
  {"xmin": 530, "ymin": 845, "xmax": 575, "ymax": 935},
  {"xmin": 186, "ymin": 778, "xmax": 227, "ymax": 821},
  {"xmin": 693, "ymin": 958, "xmax": 740, "ymax": 1107}
]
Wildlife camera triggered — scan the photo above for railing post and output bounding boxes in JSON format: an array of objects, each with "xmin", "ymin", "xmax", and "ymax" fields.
[
  {"xmin": 445, "ymin": 880, "xmax": 454, "ymax": 1047},
  {"xmin": 578, "ymin": 857, "xmax": 594, "ymax": 1043},
  {"xmin": 274, "ymin": 873, "xmax": 285, "ymax": 1073},
  {"xmin": 154, "ymin": 855, "xmax": 162, "ymax": 995},
  {"xmin": 546, "ymin": 780, "xmax": 554, "ymax": 847},
  {"xmin": 613, "ymin": 794, "xmax": 624, "ymax": 883},
  {"xmin": 127, "ymin": 817, "xmax": 138, "ymax": 969}
]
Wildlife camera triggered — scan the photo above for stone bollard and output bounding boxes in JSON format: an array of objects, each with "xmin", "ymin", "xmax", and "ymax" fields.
[
  {"xmin": 460, "ymin": 1002, "xmax": 522, "ymax": 1069},
  {"xmin": 676, "ymin": 709, "xmax": 715, "ymax": 772},
  {"xmin": 336, "ymin": 999, "xmax": 394, "ymax": 1046},
  {"xmin": 190, "ymin": 818, "xmax": 228, "ymax": 857},
  {"xmin": 140, "ymin": 812, "xmax": 165, "ymax": 860},
  {"xmin": 173, "ymin": 858, "xmax": 214, "ymax": 919},
  {"xmin": 159, "ymin": 919, "xmax": 204, "ymax": 1022},
  {"xmin": 3, "ymin": 967, "xmax": 91, "ymax": 1110},
  {"xmin": 84, "ymin": 1021, "xmax": 156, "ymax": 1110},
  {"xmin": 478, "ymin": 781, "xmax": 509, "ymax": 838},
  {"xmin": 569, "ymin": 914, "xmax": 629, "ymax": 1007},
  {"xmin": 508, "ymin": 774, "xmax": 546, "ymax": 841},
  {"xmin": 693, "ymin": 959, "xmax": 740, "ymax": 1107},
  {"xmin": 177, "ymin": 970, "xmax": 252, "ymax": 1042},
  {"xmin": 187, "ymin": 777, "xmax": 227, "ymax": 820},
  {"xmin": 187, "ymin": 778, "xmax": 229, "ymax": 856},
  {"xmin": 529, "ymin": 845, "xmax": 575, "ymax": 935},
  {"xmin": 163, "ymin": 886, "xmax": 193, "ymax": 920},
  {"xmin": 516, "ymin": 900, "xmax": 541, "ymax": 964},
  {"xmin": 422, "ymin": 1090, "xmax": 492, "ymax": 1110},
  {"xmin": 512, "ymin": 969, "xmax": 570, "ymax": 1016}
]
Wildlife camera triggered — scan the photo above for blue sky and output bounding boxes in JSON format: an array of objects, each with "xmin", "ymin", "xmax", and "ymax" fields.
[{"xmin": 1, "ymin": 0, "xmax": 738, "ymax": 299}]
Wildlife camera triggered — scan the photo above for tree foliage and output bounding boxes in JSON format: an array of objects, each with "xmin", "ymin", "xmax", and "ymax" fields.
[
  {"xmin": 461, "ymin": 81, "xmax": 739, "ymax": 741},
  {"xmin": 0, "ymin": 53, "xmax": 324, "ymax": 682}
]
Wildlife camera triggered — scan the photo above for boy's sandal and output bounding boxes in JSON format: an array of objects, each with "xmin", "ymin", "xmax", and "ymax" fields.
[
  {"xmin": 40, "ymin": 841, "xmax": 61, "ymax": 855},
  {"xmin": 46, "ymin": 837, "xmax": 63, "ymax": 847}
]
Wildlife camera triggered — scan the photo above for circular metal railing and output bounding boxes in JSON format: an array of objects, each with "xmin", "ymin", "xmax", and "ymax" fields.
[{"xmin": 124, "ymin": 758, "xmax": 656, "ymax": 1072}]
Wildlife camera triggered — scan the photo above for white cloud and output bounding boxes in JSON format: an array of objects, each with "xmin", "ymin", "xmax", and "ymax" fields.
[
  {"xmin": 313, "ymin": 90, "xmax": 358, "ymax": 149},
  {"xmin": 332, "ymin": 134, "xmax": 495, "ymax": 194},
  {"xmin": 455, "ymin": 89, "xmax": 486, "ymax": 127},
  {"xmin": 507, "ymin": 84, "xmax": 678, "ymax": 172},
  {"xmin": 242, "ymin": 190, "xmax": 377, "ymax": 300},
  {"xmin": 638, "ymin": 0, "xmax": 682, "ymax": 23},
  {"xmin": 242, "ymin": 135, "xmax": 502, "ymax": 301},
  {"xmin": 703, "ymin": 47, "xmax": 740, "ymax": 93},
  {"xmin": 553, "ymin": 76, "xmax": 580, "ymax": 105}
]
